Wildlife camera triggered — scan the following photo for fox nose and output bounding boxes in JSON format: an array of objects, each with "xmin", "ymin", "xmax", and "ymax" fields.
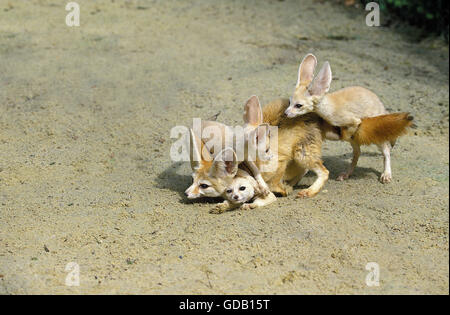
[
  {"xmin": 233, "ymin": 195, "xmax": 239, "ymax": 200},
  {"xmin": 285, "ymin": 109, "xmax": 296, "ymax": 118}
]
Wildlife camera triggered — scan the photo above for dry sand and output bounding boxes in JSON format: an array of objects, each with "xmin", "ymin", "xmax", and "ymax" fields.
[{"xmin": 0, "ymin": 0, "xmax": 448, "ymax": 294}]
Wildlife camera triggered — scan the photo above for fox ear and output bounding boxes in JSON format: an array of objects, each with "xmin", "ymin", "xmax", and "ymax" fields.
[
  {"xmin": 254, "ymin": 123, "xmax": 270, "ymax": 146},
  {"xmin": 243, "ymin": 95, "xmax": 263, "ymax": 126},
  {"xmin": 210, "ymin": 148, "xmax": 238, "ymax": 178},
  {"xmin": 297, "ymin": 54, "xmax": 317, "ymax": 87},
  {"xmin": 309, "ymin": 61, "xmax": 332, "ymax": 96},
  {"xmin": 249, "ymin": 123, "xmax": 270, "ymax": 154},
  {"xmin": 189, "ymin": 129, "xmax": 211, "ymax": 171},
  {"xmin": 189, "ymin": 129, "xmax": 202, "ymax": 171}
]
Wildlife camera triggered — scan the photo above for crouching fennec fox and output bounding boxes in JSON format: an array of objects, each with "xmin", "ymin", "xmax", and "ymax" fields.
[{"xmin": 285, "ymin": 54, "xmax": 414, "ymax": 183}]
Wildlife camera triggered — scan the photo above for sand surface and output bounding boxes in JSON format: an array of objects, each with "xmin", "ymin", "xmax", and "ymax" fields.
[{"xmin": 0, "ymin": 0, "xmax": 448, "ymax": 294}]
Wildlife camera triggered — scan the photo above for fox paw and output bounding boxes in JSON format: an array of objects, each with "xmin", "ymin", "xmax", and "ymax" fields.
[
  {"xmin": 336, "ymin": 172, "xmax": 350, "ymax": 181},
  {"xmin": 209, "ymin": 203, "xmax": 229, "ymax": 214},
  {"xmin": 380, "ymin": 172, "xmax": 392, "ymax": 184},
  {"xmin": 209, "ymin": 207, "xmax": 225, "ymax": 214},
  {"xmin": 296, "ymin": 189, "xmax": 317, "ymax": 198},
  {"xmin": 258, "ymin": 185, "xmax": 271, "ymax": 197},
  {"xmin": 240, "ymin": 203, "xmax": 257, "ymax": 211}
]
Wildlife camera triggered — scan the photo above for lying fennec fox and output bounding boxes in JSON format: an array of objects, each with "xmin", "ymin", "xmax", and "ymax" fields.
[
  {"xmin": 186, "ymin": 107, "xmax": 273, "ymax": 198},
  {"xmin": 184, "ymin": 108, "xmax": 275, "ymax": 202},
  {"xmin": 185, "ymin": 127, "xmax": 277, "ymax": 207},
  {"xmin": 208, "ymin": 150, "xmax": 264, "ymax": 214},
  {"xmin": 285, "ymin": 54, "xmax": 414, "ymax": 183}
]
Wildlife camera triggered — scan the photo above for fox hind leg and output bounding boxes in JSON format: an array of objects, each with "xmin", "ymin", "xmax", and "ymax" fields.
[
  {"xmin": 379, "ymin": 142, "xmax": 392, "ymax": 183},
  {"xmin": 267, "ymin": 160, "xmax": 291, "ymax": 197},
  {"xmin": 297, "ymin": 161, "xmax": 329, "ymax": 198},
  {"xmin": 337, "ymin": 140, "xmax": 361, "ymax": 181},
  {"xmin": 293, "ymin": 138, "xmax": 328, "ymax": 198},
  {"xmin": 288, "ymin": 168, "xmax": 308, "ymax": 187}
]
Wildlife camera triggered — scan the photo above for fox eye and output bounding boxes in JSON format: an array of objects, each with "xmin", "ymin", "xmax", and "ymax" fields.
[
  {"xmin": 226, "ymin": 189, "xmax": 232, "ymax": 194},
  {"xmin": 200, "ymin": 184, "xmax": 209, "ymax": 189},
  {"xmin": 239, "ymin": 186, "xmax": 246, "ymax": 191},
  {"xmin": 265, "ymin": 148, "xmax": 270, "ymax": 153},
  {"xmin": 295, "ymin": 103, "xmax": 303, "ymax": 109}
]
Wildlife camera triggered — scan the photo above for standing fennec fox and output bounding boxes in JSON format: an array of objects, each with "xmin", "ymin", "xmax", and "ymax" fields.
[
  {"xmin": 285, "ymin": 54, "xmax": 414, "ymax": 183},
  {"xmin": 246, "ymin": 97, "xmax": 331, "ymax": 199}
]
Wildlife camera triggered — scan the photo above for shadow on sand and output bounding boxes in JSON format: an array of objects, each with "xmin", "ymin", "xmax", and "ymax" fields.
[
  {"xmin": 155, "ymin": 162, "xmax": 223, "ymax": 204},
  {"xmin": 323, "ymin": 153, "xmax": 381, "ymax": 181},
  {"xmin": 157, "ymin": 153, "xmax": 382, "ymax": 199}
]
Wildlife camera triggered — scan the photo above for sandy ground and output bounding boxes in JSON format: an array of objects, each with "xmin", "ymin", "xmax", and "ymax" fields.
[{"xmin": 0, "ymin": 0, "xmax": 448, "ymax": 295}]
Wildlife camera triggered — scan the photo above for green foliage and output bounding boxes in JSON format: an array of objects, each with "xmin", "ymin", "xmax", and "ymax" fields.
[{"xmin": 361, "ymin": 0, "xmax": 449, "ymax": 40}]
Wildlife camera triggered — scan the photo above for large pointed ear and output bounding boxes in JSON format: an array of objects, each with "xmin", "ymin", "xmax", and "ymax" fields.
[
  {"xmin": 297, "ymin": 54, "xmax": 317, "ymax": 87},
  {"xmin": 254, "ymin": 123, "xmax": 270, "ymax": 146},
  {"xmin": 189, "ymin": 129, "xmax": 211, "ymax": 171},
  {"xmin": 243, "ymin": 95, "xmax": 263, "ymax": 126},
  {"xmin": 248, "ymin": 124, "xmax": 271, "ymax": 161},
  {"xmin": 309, "ymin": 61, "xmax": 332, "ymax": 96},
  {"xmin": 248, "ymin": 123, "xmax": 270, "ymax": 150},
  {"xmin": 209, "ymin": 148, "xmax": 238, "ymax": 178}
]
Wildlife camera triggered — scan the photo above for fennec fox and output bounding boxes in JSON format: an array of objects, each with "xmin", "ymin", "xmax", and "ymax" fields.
[
  {"xmin": 185, "ymin": 129, "xmax": 235, "ymax": 199},
  {"xmin": 248, "ymin": 97, "xmax": 330, "ymax": 198},
  {"xmin": 190, "ymin": 99, "xmax": 274, "ymax": 198},
  {"xmin": 184, "ymin": 129, "xmax": 277, "ymax": 208},
  {"xmin": 285, "ymin": 54, "xmax": 414, "ymax": 183},
  {"xmin": 210, "ymin": 160, "xmax": 263, "ymax": 214}
]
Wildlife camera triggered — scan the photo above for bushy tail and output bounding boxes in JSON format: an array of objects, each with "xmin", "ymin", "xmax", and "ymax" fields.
[{"xmin": 354, "ymin": 113, "xmax": 414, "ymax": 146}]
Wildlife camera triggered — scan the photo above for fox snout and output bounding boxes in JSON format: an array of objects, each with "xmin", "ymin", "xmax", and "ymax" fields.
[
  {"xmin": 184, "ymin": 186, "xmax": 200, "ymax": 199},
  {"xmin": 284, "ymin": 108, "xmax": 296, "ymax": 118}
]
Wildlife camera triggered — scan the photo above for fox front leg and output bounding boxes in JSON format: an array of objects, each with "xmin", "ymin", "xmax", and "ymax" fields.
[
  {"xmin": 240, "ymin": 192, "xmax": 277, "ymax": 210},
  {"xmin": 209, "ymin": 200, "xmax": 239, "ymax": 214},
  {"xmin": 246, "ymin": 161, "xmax": 271, "ymax": 197}
]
